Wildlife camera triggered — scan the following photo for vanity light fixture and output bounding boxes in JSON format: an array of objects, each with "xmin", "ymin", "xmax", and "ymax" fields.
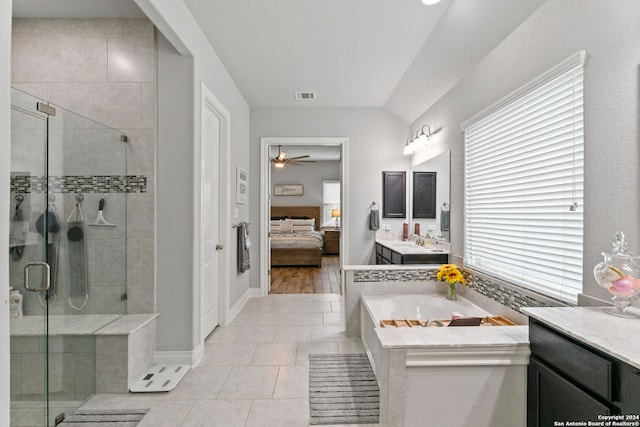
[
  {"xmin": 403, "ymin": 125, "xmax": 433, "ymax": 155},
  {"xmin": 403, "ymin": 137, "xmax": 415, "ymax": 155}
]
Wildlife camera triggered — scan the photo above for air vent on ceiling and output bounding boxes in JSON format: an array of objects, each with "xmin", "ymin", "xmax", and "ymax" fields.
[{"xmin": 294, "ymin": 91, "xmax": 316, "ymax": 101}]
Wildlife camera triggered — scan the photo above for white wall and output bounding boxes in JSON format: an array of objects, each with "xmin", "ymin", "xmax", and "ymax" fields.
[
  {"xmin": 409, "ymin": 0, "xmax": 640, "ymax": 303},
  {"xmin": 271, "ymin": 161, "xmax": 340, "ymax": 211},
  {"xmin": 250, "ymin": 107, "xmax": 409, "ymax": 276},
  {"xmin": 1, "ymin": 3, "xmax": 11, "ymax": 424},
  {"xmin": 137, "ymin": 0, "xmax": 251, "ymax": 355}
]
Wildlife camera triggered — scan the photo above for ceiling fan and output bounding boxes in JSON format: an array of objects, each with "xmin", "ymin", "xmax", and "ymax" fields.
[{"xmin": 271, "ymin": 146, "xmax": 316, "ymax": 168}]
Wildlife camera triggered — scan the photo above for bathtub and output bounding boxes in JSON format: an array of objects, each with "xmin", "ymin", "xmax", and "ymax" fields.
[
  {"xmin": 361, "ymin": 293, "xmax": 491, "ymax": 327},
  {"xmin": 359, "ymin": 294, "xmax": 529, "ymax": 427}
]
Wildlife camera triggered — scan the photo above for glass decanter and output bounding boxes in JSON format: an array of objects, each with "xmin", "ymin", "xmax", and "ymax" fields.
[{"xmin": 593, "ymin": 232, "xmax": 640, "ymax": 318}]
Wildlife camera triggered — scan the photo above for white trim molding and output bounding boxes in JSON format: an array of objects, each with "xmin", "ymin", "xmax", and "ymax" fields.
[
  {"xmin": 155, "ymin": 344, "xmax": 205, "ymax": 368},
  {"xmin": 259, "ymin": 137, "xmax": 349, "ymax": 297},
  {"xmin": 406, "ymin": 344, "xmax": 530, "ymax": 367}
]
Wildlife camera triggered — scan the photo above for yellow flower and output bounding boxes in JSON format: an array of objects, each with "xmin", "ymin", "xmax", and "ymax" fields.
[{"xmin": 436, "ymin": 264, "xmax": 466, "ymax": 285}]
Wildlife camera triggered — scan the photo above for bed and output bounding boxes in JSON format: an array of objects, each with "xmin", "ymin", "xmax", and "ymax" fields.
[{"xmin": 270, "ymin": 206, "xmax": 323, "ymax": 267}]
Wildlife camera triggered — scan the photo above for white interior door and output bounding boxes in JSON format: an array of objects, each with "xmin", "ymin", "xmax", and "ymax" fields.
[{"xmin": 201, "ymin": 103, "xmax": 220, "ymax": 340}]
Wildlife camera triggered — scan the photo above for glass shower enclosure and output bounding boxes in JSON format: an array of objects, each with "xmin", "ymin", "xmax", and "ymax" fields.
[{"xmin": 10, "ymin": 88, "xmax": 128, "ymax": 426}]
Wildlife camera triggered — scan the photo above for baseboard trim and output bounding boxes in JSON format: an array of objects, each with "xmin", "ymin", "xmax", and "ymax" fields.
[
  {"xmin": 155, "ymin": 344, "xmax": 204, "ymax": 367},
  {"xmin": 226, "ymin": 287, "xmax": 260, "ymax": 324}
]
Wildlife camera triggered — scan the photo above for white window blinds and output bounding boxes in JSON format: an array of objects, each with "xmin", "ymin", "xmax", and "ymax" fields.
[
  {"xmin": 323, "ymin": 181, "xmax": 340, "ymax": 227},
  {"xmin": 463, "ymin": 51, "xmax": 585, "ymax": 304}
]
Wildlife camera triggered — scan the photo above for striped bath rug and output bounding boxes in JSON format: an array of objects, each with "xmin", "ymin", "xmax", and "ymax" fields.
[
  {"xmin": 309, "ymin": 353, "xmax": 380, "ymax": 425},
  {"xmin": 60, "ymin": 408, "xmax": 148, "ymax": 426}
]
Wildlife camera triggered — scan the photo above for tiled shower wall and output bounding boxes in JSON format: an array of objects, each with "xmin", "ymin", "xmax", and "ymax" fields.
[{"xmin": 11, "ymin": 18, "xmax": 156, "ymax": 314}]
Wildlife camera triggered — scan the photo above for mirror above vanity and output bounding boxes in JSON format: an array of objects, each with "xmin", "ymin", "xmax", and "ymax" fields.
[
  {"xmin": 409, "ymin": 150, "xmax": 450, "ymax": 242},
  {"xmin": 375, "ymin": 150, "xmax": 450, "ymax": 265}
]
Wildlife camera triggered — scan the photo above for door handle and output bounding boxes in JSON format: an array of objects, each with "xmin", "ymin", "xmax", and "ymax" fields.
[
  {"xmin": 24, "ymin": 262, "xmax": 51, "ymax": 293},
  {"xmin": 215, "ymin": 244, "xmax": 224, "ymax": 251}
]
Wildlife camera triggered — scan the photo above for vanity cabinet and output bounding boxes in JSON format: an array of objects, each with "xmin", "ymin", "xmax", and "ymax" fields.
[
  {"xmin": 527, "ymin": 319, "xmax": 640, "ymax": 426},
  {"xmin": 375, "ymin": 242, "xmax": 448, "ymax": 265}
]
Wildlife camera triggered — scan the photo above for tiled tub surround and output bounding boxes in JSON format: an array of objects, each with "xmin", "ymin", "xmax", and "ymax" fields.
[
  {"xmin": 10, "ymin": 314, "xmax": 157, "ymax": 403},
  {"xmin": 360, "ymin": 294, "xmax": 529, "ymax": 427},
  {"xmin": 344, "ymin": 265, "xmax": 556, "ymax": 337},
  {"xmin": 12, "ymin": 17, "xmax": 157, "ymax": 315}
]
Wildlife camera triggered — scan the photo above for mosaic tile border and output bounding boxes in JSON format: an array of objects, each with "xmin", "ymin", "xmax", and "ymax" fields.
[
  {"xmin": 464, "ymin": 272, "xmax": 553, "ymax": 312},
  {"xmin": 354, "ymin": 269, "xmax": 436, "ymax": 282},
  {"xmin": 353, "ymin": 268, "xmax": 553, "ymax": 312},
  {"xmin": 11, "ymin": 175, "xmax": 147, "ymax": 194}
]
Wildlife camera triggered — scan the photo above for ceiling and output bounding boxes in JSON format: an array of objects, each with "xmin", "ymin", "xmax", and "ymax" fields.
[
  {"xmin": 183, "ymin": 0, "xmax": 450, "ymax": 113},
  {"xmin": 183, "ymin": 0, "xmax": 545, "ymax": 123},
  {"xmin": 12, "ymin": 0, "xmax": 546, "ymax": 124}
]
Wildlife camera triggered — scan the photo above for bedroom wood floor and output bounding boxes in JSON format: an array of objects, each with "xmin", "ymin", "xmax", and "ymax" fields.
[{"xmin": 269, "ymin": 255, "xmax": 340, "ymax": 294}]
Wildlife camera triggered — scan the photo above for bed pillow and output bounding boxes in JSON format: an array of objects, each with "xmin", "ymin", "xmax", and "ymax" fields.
[
  {"xmin": 269, "ymin": 219, "xmax": 281, "ymax": 234},
  {"xmin": 293, "ymin": 225, "xmax": 314, "ymax": 233},
  {"xmin": 291, "ymin": 218, "xmax": 315, "ymax": 227},
  {"xmin": 280, "ymin": 219, "xmax": 294, "ymax": 233}
]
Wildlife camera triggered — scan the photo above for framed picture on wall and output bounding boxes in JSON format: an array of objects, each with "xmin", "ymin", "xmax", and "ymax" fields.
[
  {"xmin": 237, "ymin": 167, "xmax": 248, "ymax": 204},
  {"xmin": 274, "ymin": 184, "xmax": 304, "ymax": 196}
]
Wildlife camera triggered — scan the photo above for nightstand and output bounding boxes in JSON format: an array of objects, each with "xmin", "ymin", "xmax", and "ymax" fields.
[{"xmin": 324, "ymin": 229, "xmax": 340, "ymax": 255}]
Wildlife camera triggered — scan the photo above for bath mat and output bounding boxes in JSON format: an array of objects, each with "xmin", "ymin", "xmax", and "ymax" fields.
[
  {"xmin": 60, "ymin": 408, "xmax": 148, "ymax": 425},
  {"xmin": 309, "ymin": 353, "xmax": 380, "ymax": 425}
]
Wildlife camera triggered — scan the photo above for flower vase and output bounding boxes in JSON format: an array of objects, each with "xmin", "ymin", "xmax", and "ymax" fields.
[{"xmin": 447, "ymin": 283, "xmax": 457, "ymax": 300}]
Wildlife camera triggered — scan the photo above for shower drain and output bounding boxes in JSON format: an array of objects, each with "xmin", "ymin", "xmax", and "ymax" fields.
[{"xmin": 129, "ymin": 364, "xmax": 190, "ymax": 392}]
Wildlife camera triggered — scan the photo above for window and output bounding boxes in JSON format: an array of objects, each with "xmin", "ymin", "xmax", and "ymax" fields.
[
  {"xmin": 462, "ymin": 51, "xmax": 585, "ymax": 304},
  {"xmin": 322, "ymin": 181, "xmax": 340, "ymax": 227}
]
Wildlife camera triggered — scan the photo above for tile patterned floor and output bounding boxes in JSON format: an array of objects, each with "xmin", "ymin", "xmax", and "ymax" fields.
[{"xmin": 77, "ymin": 293, "xmax": 380, "ymax": 427}]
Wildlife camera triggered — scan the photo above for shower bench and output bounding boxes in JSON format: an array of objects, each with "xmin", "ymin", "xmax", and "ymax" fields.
[{"xmin": 10, "ymin": 313, "xmax": 158, "ymax": 399}]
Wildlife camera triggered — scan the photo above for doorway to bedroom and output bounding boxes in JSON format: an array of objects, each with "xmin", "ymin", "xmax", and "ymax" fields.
[{"xmin": 259, "ymin": 137, "xmax": 348, "ymax": 296}]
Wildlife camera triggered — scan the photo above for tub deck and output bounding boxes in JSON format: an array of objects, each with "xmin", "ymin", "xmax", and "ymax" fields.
[{"xmin": 360, "ymin": 294, "xmax": 529, "ymax": 427}]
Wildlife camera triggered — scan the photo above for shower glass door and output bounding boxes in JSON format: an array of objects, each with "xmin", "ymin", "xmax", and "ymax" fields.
[
  {"xmin": 10, "ymin": 88, "xmax": 52, "ymax": 426},
  {"xmin": 11, "ymin": 87, "xmax": 128, "ymax": 426}
]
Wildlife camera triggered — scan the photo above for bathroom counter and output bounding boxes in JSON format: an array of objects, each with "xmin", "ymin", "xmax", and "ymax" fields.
[
  {"xmin": 375, "ymin": 238, "xmax": 450, "ymax": 255},
  {"xmin": 522, "ymin": 306, "xmax": 640, "ymax": 369},
  {"xmin": 375, "ymin": 239, "xmax": 450, "ymax": 265}
]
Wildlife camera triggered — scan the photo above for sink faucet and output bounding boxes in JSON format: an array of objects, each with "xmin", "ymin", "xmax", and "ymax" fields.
[{"xmin": 410, "ymin": 234, "xmax": 425, "ymax": 246}]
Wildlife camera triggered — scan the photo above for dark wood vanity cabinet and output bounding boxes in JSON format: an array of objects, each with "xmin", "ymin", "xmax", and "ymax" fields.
[
  {"xmin": 527, "ymin": 319, "xmax": 640, "ymax": 426},
  {"xmin": 375, "ymin": 242, "xmax": 448, "ymax": 265}
]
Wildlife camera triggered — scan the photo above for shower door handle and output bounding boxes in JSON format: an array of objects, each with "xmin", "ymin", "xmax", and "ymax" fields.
[{"xmin": 24, "ymin": 262, "xmax": 51, "ymax": 293}]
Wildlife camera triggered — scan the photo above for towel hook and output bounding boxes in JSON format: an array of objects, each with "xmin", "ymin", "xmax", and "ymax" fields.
[
  {"xmin": 75, "ymin": 194, "xmax": 84, "ymax": 202},
  {"xmin": 14, "ymin": 194, "xmax": 24, "ymax": 203}
]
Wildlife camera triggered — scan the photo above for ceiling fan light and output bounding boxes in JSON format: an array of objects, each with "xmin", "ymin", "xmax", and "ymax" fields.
[{"xmin": 274, "ymin": 161, "xmax": 285, "ymax": 168}]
